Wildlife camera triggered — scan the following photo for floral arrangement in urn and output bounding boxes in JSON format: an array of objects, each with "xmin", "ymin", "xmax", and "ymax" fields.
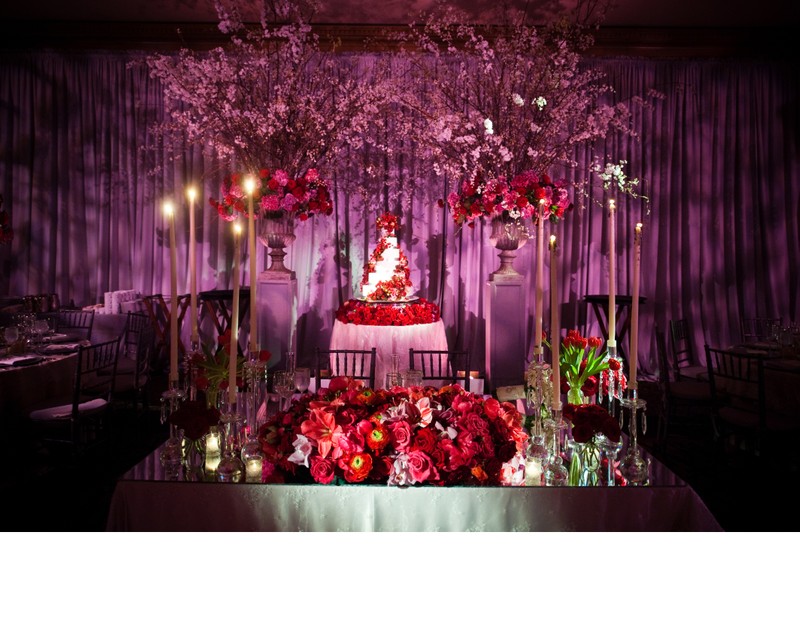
[
  {"xmin": 258, "ymin": 377, "xmax": 528, "ymax": 486},
  {"xmin": 145, "ymin": 0, "xmax": 393, "ymax": 188},
  {"xmin": 446, "ymin": 171, "xmax": 573, "ymax": 229},
  {"xmin": 336, "ymin": 298, "xmax": 441, "ymax": 326},
  {"xmin": 396, "ymin": 3, "xmax": 645, "ymax": 185},
  {"xmin": 209, "ymin": 168, "xmax": 333, "ymax": 222}
]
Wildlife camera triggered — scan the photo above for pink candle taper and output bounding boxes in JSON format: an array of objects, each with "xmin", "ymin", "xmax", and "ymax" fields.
[
  {"xmin": 244, "ymin": 175, "xmax": 258, "ymax": 355},
  {"xmin": 628, "ymin": 222, "xmax": 643, "ymax": 389},
  {"xmin": 534, "ymin": 199, "xmax": 545, "ymax": 351},
  {"xmin": 549, "ymin": 234, "xmax": 560, "ymax": 408},
  {"xmin": 229, "ymin": 222, "xmax": 242, "ymax": 404},
  {"xmin": 164, "ymin": 201, "xmax": 179, "ymax": 384},
  {"xmin": 187, "ymin": 187, "xmax": 198, "ymax": 344},
  {"xmin": 607, "ymin": 199, "xmax": 616, "ymax": 347}
]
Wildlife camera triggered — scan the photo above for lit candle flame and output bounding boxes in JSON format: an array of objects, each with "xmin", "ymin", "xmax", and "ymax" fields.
[
  {"xmin": 549, "ymin": 234, "xmax": 556, "ymax": 250},
  {"xmin": 244, "ymin": 176, "xmax": 256, "ymax": 195},
  {"xmin": 163, "ymin": 201, "xmax": 174, "ymax": 217},
  {"xmin": 609, "ymin": 199, "xmax": 615, "ymax": 211},
  {"xmin": 186, "ymin": 187, "xmax": 197, "ymax": 202},
  {"xmin": 234, "ymin": 222, "xmax": 243, "ymax": 236}
]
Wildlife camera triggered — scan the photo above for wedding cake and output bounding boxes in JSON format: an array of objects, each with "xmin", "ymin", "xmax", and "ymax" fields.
[{"xmin": 360, "ymin": 214, "xmax": 413, "ymax": 301}]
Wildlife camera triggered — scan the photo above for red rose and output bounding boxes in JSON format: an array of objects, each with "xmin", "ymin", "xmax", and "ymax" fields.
[
  {"xmin": 309, "ymin": 456, "xmax": 336, "ymax": 484},
  {"xmin": 608, "ymin": 358, "xmax": 621, "ymax": 371},
  {"xmin": 413, "ymin": 427, "xmax": 437, "ymax": 453}
]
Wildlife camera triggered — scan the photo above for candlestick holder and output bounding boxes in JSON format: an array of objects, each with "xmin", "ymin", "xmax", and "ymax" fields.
[
  {"xmin": 602, "ymin": 342, "xmax": 627, "ymax": 431},
  {"xmin": 158, "ymin": 381, "xmax": 186, "ymax": 480},
  {"xmin": 620, "ymin": 388, "xmax": 650, "ymax": 486},
  {"xmin": 183, "ymin": 338, "xmax": 202, "ymax": 401},
  {"xmin": 524, "ymin": 347, "xmax": 552, "ymax": 437},
  {"xmin": 543, "ymin": 404, "xmax": 568, "ymax": 486},
  {"xmin": 240, "ymin": 353, "xmax": 268, "ymax": 482},
  {"xmin": 216, "ymin": 398, "xmax": 245, "ymax": 483}
]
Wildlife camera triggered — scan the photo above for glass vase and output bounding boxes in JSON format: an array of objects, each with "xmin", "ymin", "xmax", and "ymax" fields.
[
  {"xmin": 216, "ymin": 398, "xmax": 244, "ymax": 483},
  {"xmin": 569, "ymin": 436, "xmax": 602, "ymax": 486},
  {"xmin": 183, "ymin": 438, "xmax": 206, "ymax": 482}
]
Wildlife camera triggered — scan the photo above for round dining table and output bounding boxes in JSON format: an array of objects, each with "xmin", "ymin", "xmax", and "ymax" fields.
[{"xmin": 0, "ymin": 347, "xmax": 78, "ymax": 420}]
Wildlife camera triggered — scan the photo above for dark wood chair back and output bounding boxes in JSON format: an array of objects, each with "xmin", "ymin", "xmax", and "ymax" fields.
[
  {"xmin": 315, "ymin": 347, "xmax": 377, "ymax": 390},
  {"xmin": 408, "ymin": 348, "xmax": 471, "ymax": 392}
]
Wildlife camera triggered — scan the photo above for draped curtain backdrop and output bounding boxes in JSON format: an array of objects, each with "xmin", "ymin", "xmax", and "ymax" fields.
[{"xmin": 1, "ymin": 51, "xmax": 798, "ymax": 379}]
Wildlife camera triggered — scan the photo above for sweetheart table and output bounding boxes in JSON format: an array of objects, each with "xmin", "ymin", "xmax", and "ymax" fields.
[{"xmin": 105, "ymin": 441, "xmax": 721, "ymax": 532}]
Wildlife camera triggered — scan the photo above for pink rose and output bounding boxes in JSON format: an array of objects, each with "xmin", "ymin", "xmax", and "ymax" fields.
[
  {"xmin": 390, "ymin": 420, "xmax": 413, "ymax": 452},
  {"xmin": 407, "ymin": 450, "xmax": 438, "ymax": 484},
  {"xmin": 309, "ymin": 456, "xmax": 335, "ymax": 484}
]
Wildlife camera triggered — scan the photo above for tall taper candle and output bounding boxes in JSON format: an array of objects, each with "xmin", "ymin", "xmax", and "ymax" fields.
[
  {"xmin": 164, "ymin": 201, "xmax": 179, "ymax": 385},
  {"xmin": 607, "ymin": 199, "xmax": 616, "ymax": 347},
  {"xmin": 534, "ymin": 199, "xmax": 545, "ymax": 350},
  {"xmin": 244, "ymin": 175, "xmax": 258, "ymax": 354},
  {"xmin": 229, "ymin": 222, "xmax": 242, "ymax": 404},
  {"xmin": 187, "ymin": 187, "xmax": 199, "ymax": 344},
  {"xmin": 629, "ymin": 222, "xmax": 643, "ymax": 389},
  {"xmin": 549, "ymin": 234, "xmax": 560, "ymax": 408}
]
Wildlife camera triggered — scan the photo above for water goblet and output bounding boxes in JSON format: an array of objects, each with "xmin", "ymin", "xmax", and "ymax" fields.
[
  {"xmin": 3, "ymin": 325, "xmax": 19, "ymax": 346},
  {"xmin": 294, "ymin": 367, "xmax": 310, "ymax": 394},
  {"xmin": 34, "ymin": 319, "xmax": 49, "ymax": 348},
  {"xmin": 273, "ymin": 370, "xmax": 295, "ymax": 411}
]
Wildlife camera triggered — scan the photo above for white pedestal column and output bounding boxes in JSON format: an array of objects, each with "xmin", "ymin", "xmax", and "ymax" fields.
[
  {"xmin": 485, "ymin": 274, "xmax": 527, "ymax": 393},
  {"xmin": 257, "ymin": 269, "xmax": 297, "ymax": 370}
]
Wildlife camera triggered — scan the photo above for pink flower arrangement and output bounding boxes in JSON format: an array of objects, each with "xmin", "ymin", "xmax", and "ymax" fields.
[
  {"xmin": 209, "ymin": 168, "xmax": 333, "ymax": 222},
  {"xmin": 336, "ymin": 297, "xmax": 441, "ymax": 326},
  {"xmin": 258, "ymin": 377, "xmax": 528, "ymax": 486},
  {"xmin": 446, "ymin": 171, "xmax": 573, "ymax": 228}
]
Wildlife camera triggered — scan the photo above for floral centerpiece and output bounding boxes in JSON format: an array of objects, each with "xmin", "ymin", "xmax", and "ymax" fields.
[
  {"xmin": 562, "ymin": 402, "xmax": 623, "ymax": 486},
  {"xmin": 258, "ymin": 377, "xmax": 528, "ymax": 486},
  {"xmin": 190, "ymin": 329, "xmax": 271, "ymax": 406},
  {"xmin": 209, "ymin": 168, "xmax": 333, "ymax": 223},
  {"xmin": 559, "ymin": 329, "xmax": 610, "ymax": 405},
  {"xmin": 336, "ymin": 297, "xmax": 441, "ymax": 326}
]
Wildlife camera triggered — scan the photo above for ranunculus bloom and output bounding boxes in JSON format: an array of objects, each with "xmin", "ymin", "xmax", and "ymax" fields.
[{"xmin": 341, "ymin": 452, "xmax": 372, "ymax": 483}]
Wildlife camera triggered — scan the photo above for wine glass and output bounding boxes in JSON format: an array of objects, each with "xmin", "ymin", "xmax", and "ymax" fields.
[
  {"xmin": 34, "ymin": 319, "xmax": 50, "ymax": 348},
  {"xmin": 294, "ymin": 367, "xmax": 310, "ymax": 394},
  {"xmin": 273, "ymin": 370, "xmax": 295, "ymax": 411}
]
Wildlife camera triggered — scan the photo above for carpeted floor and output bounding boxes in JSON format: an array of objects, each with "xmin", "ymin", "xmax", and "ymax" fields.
[{"xmin": 2, "ymin": 377, "xmax": 795, "ymax": 532}]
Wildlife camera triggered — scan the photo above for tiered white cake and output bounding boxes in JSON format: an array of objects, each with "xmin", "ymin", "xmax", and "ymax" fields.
[{"xmin": 360, "ymin": 214, "xmax": 413, "ymax": 301}]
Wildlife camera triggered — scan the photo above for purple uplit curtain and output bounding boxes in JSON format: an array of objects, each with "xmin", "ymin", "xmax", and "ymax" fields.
[{"xmin": 0, "ymin": 51, "xmax": 798, "ymax": 378}]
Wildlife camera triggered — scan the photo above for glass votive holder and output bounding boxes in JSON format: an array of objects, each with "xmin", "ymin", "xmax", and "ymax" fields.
[{"xmin": 403, "ymin": 369, "xmax": 423, "ymax": 388}]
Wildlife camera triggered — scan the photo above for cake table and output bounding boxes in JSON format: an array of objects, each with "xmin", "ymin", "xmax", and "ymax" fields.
[{"xmin": 330, "ymin": 317, "xmax": 448, "ymax": 389}]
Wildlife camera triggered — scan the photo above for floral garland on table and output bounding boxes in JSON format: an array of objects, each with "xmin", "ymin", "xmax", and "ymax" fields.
[
  {"xmin": 209, "ymin": 168, "xmax": 333, "ymax": 222},
  {"xmin": 445, "ymin": 171, "xmax": 573, "ymax": 229},
  {"xmin": 336, "ymin": 298, "xmax": 441, "ymax": 326},
  {"xmin": 257, "ymin": 377, "xmax": 528, "ymax": 486}
]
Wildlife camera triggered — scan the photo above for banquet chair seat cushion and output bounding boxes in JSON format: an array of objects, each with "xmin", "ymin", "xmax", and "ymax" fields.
[
  {"xmin": 678, "ymin": 365, "xmax": 709, "ymax": 381},
  {"xmin": 670, "ymin": 380, "xmax": 714, "ymax": 401},
  {"xmin": 29, "ymin": 397, "xmax": 108, "ymax": 421},
  {"xmin": 111, "ymin": 356, "xmax": 137, "ymax": 375}
]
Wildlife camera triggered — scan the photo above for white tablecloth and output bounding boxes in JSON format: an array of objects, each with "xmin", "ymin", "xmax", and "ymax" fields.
[
  {"xmin": 330, "ymin": 319, "xmax": 449, "ymax": 389},
  {"xmin": 105, "ymin": 442, "xmax": 722, "ymax": 532}
]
